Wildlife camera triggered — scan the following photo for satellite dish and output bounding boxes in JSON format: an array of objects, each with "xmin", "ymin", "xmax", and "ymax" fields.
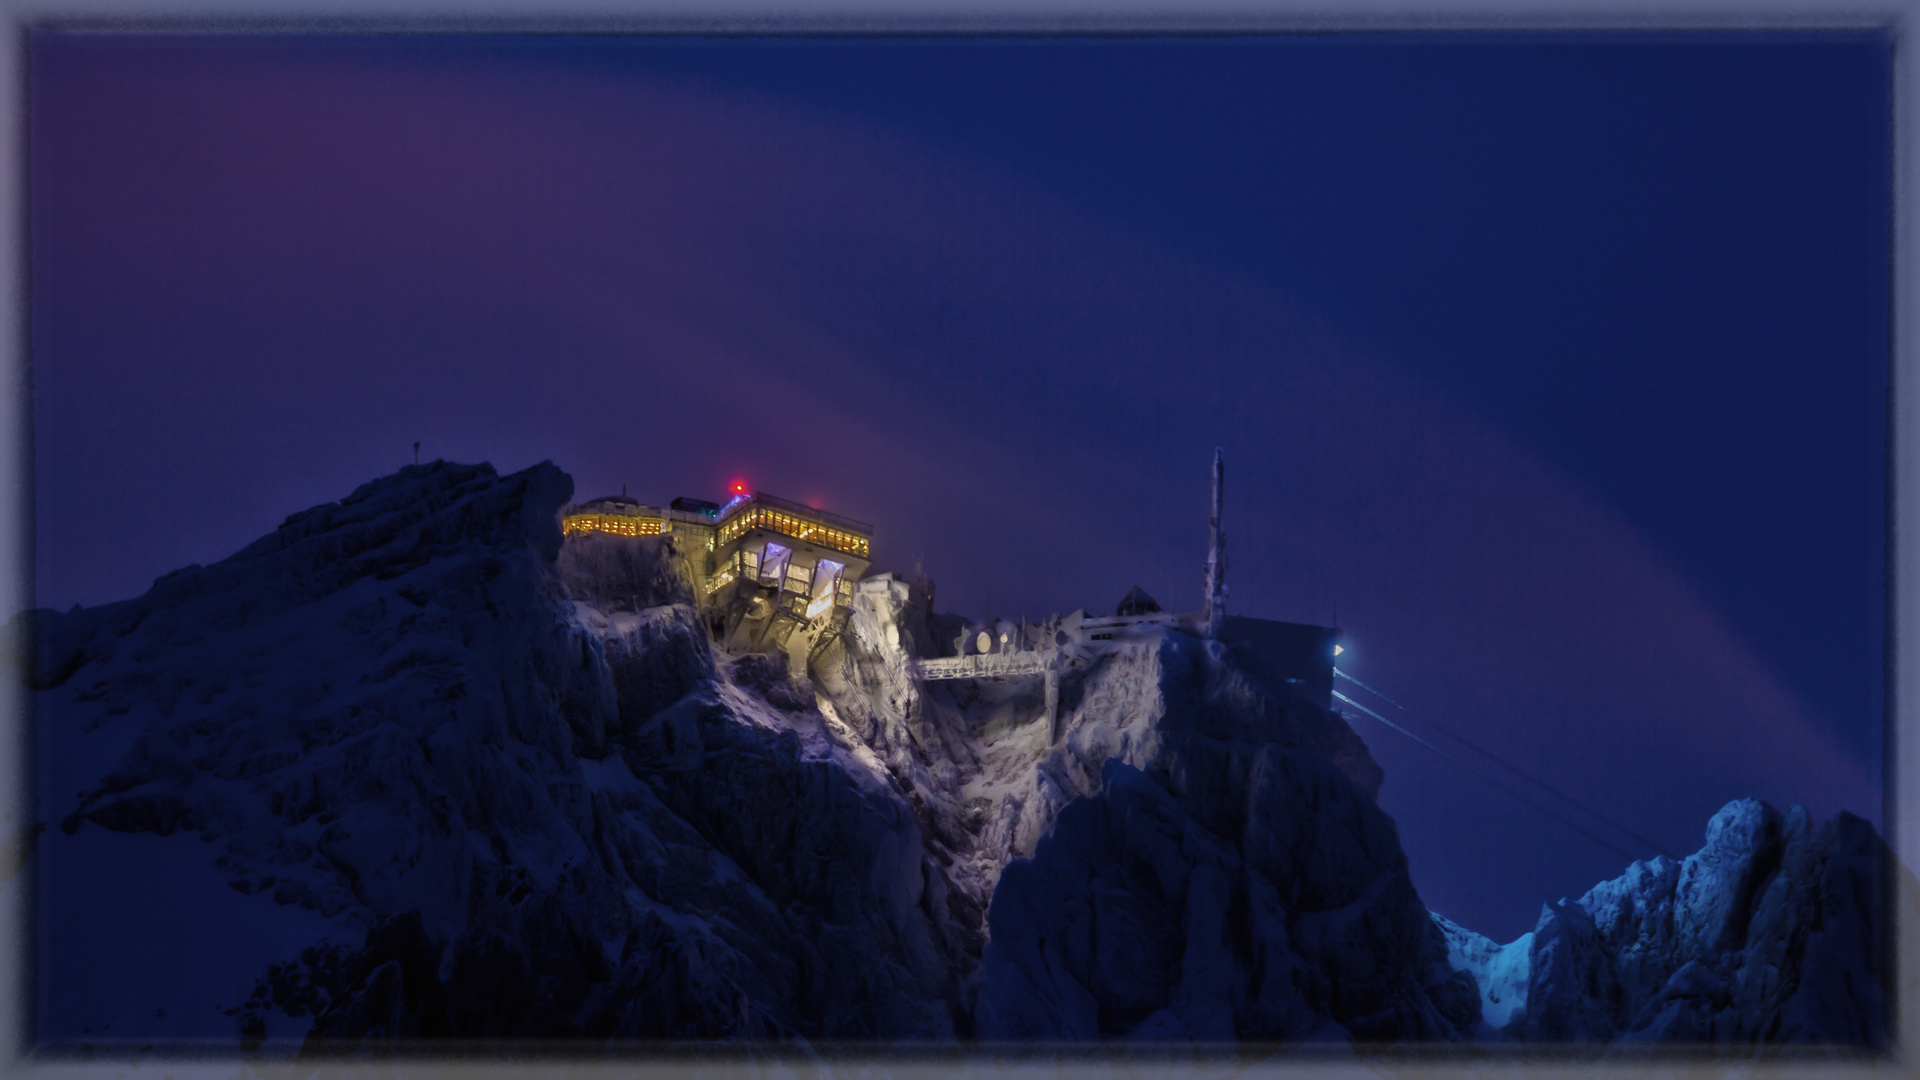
[
  {"xmin": 976, "ymin": 631, "xmax": 992, "ymax": 653},
  {"xmin": 1055, "ymin": 630, "xmax": 1070, "ymax": 646}
]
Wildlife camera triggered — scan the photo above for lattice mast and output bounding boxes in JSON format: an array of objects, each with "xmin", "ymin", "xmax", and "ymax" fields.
[{"xmin": 1202, "ymin": 447, "xmax": 1227, "ymax": 639}]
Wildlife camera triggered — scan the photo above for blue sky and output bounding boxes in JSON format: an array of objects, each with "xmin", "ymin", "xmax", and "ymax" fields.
[{"xmin": 30, "ymin": 32, "xmax": 1888, "ymax": 939}]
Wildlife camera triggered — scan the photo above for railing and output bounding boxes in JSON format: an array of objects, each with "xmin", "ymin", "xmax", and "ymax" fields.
[
  {"xmin": 713, "ymin": 493, "xmax": 873, "ymax": 559},
  {"xmin": 663, "ymin": 508, "xmax": 720, "ymax": 528},
  {"xmin": 718, "ymin": 491, "xmax": 873, "ymax": 534},
  {"xmin": 916, "ymin": 653, "xmax": 1063, "ymax": 681},
  {"xmin": 915, "ymin": 614, "xmax": 1204, "ymax": 681}
]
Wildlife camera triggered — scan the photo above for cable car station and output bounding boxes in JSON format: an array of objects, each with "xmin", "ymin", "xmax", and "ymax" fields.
[
  {"xmin": 561, "ymin": 455, "xmax": 1338, "ymax": 734},
  {"xmin": 563, "ymin": 482, "xmax": 872, "ymax": 662}
]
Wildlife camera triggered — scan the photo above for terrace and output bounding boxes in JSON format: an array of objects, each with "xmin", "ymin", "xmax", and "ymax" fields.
[{"xmin": 715, "ymin": 491, "xmax": 872, "ymax": 559}]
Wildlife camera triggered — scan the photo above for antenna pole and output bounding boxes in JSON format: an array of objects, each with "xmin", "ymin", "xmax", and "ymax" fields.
[
  {"xmin": 412, "ymin": 441, "xmax": 420, "ymax": 466},
  {"xmin": 1202, "ymin": 447, "xmax": 1227, "ymax": 639}
]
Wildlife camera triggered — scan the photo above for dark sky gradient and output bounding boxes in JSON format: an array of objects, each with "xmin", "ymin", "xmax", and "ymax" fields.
[{"xmin": 29, "ymin": 33, "xmax": 1887, "ymax": 941}]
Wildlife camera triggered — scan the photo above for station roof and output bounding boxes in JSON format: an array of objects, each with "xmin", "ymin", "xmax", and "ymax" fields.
[
  {"xmin": 577, "ymin": 495, "xmax": 643, "ymax": 511},
  {"xmin": 721, "ymin": 491, "xmax": 873, "ymax": 537}
]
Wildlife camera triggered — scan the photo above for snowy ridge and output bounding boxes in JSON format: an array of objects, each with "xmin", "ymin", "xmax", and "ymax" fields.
[
  {"xmin": 1430, "ymin": 912, "xmax": 1531, "ymax": 1033},
  {"xmin": 1427, "ymin": 799, "xmax": 1891, "ymax": 1051},
  {"xmin": 1513, "ymin": 798, "xmax": 1889, "ymax": 1048},
  {"xmin": 20, "ymin": 461, "xmax": 1891, "ymax": 1052}
]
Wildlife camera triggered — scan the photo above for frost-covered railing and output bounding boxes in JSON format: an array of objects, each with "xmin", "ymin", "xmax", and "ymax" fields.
[
  {"xmin": 915, "ymin": 652, "xmax": 1058, "ymax": 681},
  {"xmin": 662, "ymin": 507, "xmax": 720, "ymax": 528},
  {"xmin": 719, "ymin": 491, "xmax": 872, "ymax": 534}
]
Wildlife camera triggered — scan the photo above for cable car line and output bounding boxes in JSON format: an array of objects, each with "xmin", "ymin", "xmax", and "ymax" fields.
[
  {"xmin": 1330, "ymin": 690, "xmax": 1446, "ymax": 755},
  {"xmin": 1332, "ymin": 689, "xmax": 1636, "ymax": 863},
  {"xmin": 1332, "ymin": 668, "xmax": 1408, "ymax": 711},
  {"xmin": 1334, "ymin": 667, "xmax": 1676, "ymax": 861}
]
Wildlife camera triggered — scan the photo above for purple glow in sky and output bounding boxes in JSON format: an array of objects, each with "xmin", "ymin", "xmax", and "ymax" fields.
[{"xmin": 29, "ymin": 33, "xmax": 1887, "ymax": 940}]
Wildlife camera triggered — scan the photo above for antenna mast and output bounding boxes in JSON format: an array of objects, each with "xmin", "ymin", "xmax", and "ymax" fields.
[{"xmin": 1202, "ymin": 447, "xmax": 1227, "ymax": 639}]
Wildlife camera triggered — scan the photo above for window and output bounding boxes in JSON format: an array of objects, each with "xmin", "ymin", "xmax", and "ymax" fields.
[
  {"xmin": 808, "ymin": 560, "xmax": 844, "ymax": 618},
  {"xmin": 760, "ymin": 542, "xmax": 792, "ymax": 586}
]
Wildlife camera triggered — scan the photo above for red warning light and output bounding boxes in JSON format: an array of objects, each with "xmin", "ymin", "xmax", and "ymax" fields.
[{"xmin": 729, "ymin": 480, "xmax": 749, "ymax": 496}]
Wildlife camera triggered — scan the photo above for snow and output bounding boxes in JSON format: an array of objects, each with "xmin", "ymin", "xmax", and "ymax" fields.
[
  {"xmin": 18, "ymin": 459, "xmax": 1891, "ymax": 1051},
  {"xmin": 969, "ymin": 657, "xmax": 1479, "ymax": 1042},
  {"xmin": 1429, "ymin": 911, "xmax": 1531, "ymax": 1032},
  {"xmin": 1513, "ymin": 798, "xmax": 1890, "ymax": 1047}
]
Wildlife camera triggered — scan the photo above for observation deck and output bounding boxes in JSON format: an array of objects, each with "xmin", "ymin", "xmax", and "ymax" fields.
[
  {"xmin": 715, "ymin": 491, "xmax": 872, "ymax": 559},
  {"xmin": 561, "ymin": 495, "xmax": 721, "ymax": 543}
]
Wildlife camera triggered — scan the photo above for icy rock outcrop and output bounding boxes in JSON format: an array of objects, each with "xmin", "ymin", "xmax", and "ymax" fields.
[
  {"xmin": 55, "ymin": 458, "xmax": 1858, "ymax": 1052},
  {"xmin": 30, "ymin": 461, "xmax": 970, "ymax": 1048},
  {"xmin": 556, "ymin": 529, "xmax": 696, "ymax": 613},
  {"xmin": 1515, "ymin": 798, "xmax": 1889, "ymax": 1048},
  {"xmin": 1430, "ymin": 912, "xmax": 1531, "ymax": 1033},
  {"xmin": 810, "ymin": 577, "xmax": 1415, "ymax": 1041},
  {"xmin": 968, "ymin": 635, "xmax": 1479, "ymax": 1044}
]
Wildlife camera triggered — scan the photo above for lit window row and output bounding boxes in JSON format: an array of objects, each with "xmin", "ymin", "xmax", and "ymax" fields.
[
  {"xmin": 716, "ymin": 507, "xmax": 871, "ymax": 558},
  {"xmin": 563, "ymin": 514, "xmax": 665, "ymax": 538}
]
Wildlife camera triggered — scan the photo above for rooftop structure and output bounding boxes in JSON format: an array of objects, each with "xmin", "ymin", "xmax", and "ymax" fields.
[
  {"xmin": 714, "ymin": 491, "xmax": 871, "ymax": 560},
  {"xmin": 563, "ymin": 495, "xmax": 721, "ymax": 539},
  {"xmin": 704, "ymin": 491, "xmax": 873, "ymax": 659},
  {"xmin": 562, "ymin": 483, "xmax": 875, "ymax": 669},
  {"xmin": 561, "ymin": 453, "xmax": 1337, "ymax": 727}
]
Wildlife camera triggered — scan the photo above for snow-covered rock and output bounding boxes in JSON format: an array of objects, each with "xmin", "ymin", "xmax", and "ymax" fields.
[
  {"xmin": 1430, "ymin": 912, "xmax": 1531, "ymax": 1034},
  {"xmin": 29, "ymin": 462, "xmax": 969, "ymax": 1049},
  {"xmin": 968, "ymin": 632, "xmax": 1479, "ymax": 1044},
  {"xmin": 21, "ymin": 460, "xmax": 1887, "ymax": 1052},
  {"xmin": 1511, "ymin": 798, "xmax": 1889, "ymax": 1048}
]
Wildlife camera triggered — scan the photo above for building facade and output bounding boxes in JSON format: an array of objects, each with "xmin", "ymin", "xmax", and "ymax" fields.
[
  {"xmin": 561, "ymin": 456, "xmax": 1336, "ymax": 720},
  {"xmin": 562, "ymin": 487, "xmax": 873, "ymax": 663}
]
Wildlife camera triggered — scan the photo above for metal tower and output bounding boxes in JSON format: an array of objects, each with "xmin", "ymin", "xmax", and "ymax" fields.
[{"xmin": 1202, "ymin": 447, "xmax": 1227, "ymax": 639}]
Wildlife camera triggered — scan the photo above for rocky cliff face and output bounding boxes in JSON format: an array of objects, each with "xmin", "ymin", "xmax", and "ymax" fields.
[
  {"xmin": 1511, "ymin": 798, "xmax": 1889, "ymax": 1049},
  {"xmin": 35, "ymin": 461, "xmax": 976, "ymax": 1047},
  {"xmin": 22, "ymin": 462, "xmax": 1888, "ymax": 1053},
  {"xmin": 811, "ymin": 564, "xmax": 1473, "ymax": 1043}
]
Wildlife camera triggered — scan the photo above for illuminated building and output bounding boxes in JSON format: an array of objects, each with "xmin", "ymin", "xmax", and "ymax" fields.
[
  {"xmin": 562, "ymin": 484, "xmax": 872, "ymax": 663},
  {"xmin": 563, "ymin": 455, "xmax": 1335, "ymax": 712}
]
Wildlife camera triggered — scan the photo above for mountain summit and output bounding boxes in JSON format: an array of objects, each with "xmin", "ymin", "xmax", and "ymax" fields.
[{"xmin": 23, "ymin": 462, "xmax": 1888, "ymax": 1054}]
